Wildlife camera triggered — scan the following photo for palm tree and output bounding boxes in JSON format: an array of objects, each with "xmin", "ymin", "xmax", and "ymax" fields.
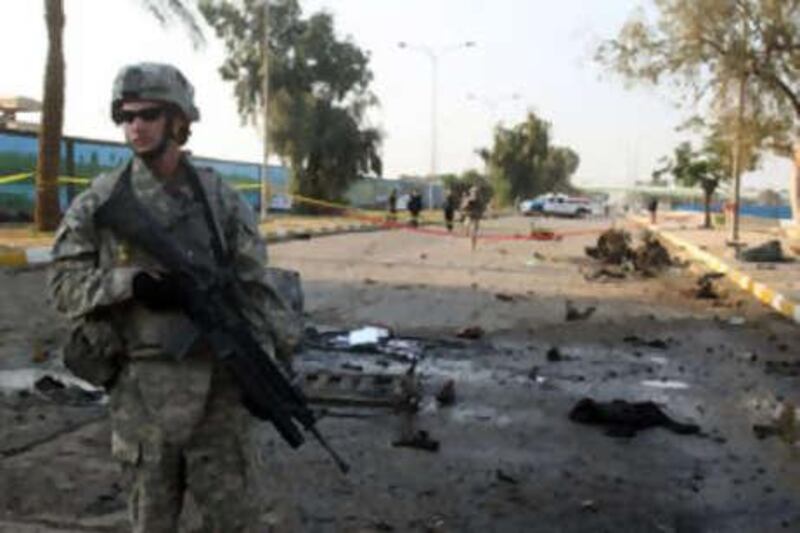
[
  {"xmin": 140, "ymin": 0, "xmax": 206, "ymax": 48},
  {"xmin": 34, "ymin": 0, "xmax": 205, "ymax": 231},
  {"xmin": 34, "ymin": 0, "xmax": 64, "ymax": 231}
]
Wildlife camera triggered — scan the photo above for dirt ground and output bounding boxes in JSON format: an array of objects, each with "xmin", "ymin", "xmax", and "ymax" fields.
[{"xmin": 1, "ymin": 215, "xmax": 800, "ymax": 532}]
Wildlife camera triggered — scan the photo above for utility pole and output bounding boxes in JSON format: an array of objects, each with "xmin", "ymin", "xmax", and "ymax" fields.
[{"xmin": 260, "ymin": 0, "xmax": 271, "ymax": 221}]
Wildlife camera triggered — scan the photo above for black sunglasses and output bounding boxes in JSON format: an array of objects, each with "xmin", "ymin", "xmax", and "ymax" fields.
[{"xmin": 117, "ymin": 107, "xmax": 165, "ymax": 124}]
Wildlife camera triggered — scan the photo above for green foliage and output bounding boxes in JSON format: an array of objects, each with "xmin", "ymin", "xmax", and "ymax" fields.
[
  {"xmin": 138, "ymin": 0, "xmax": 206, "ymax": 47},
  {"xmin": 659, "ymin": 140, "xmax": 728, "ymax": 227},
  {"xmin": 199, "ymin": 0, "xmax": 382, "ymax": 207},
  {"xmin": 665, "ymin": 142, "xmax": 725, "ymax": 192},
  {"xmin": 597, "ymin": 0, "xmax": 800, "ymax": 160},
  {"xmin": 442, "ymin": 169, "xmax": 493, "ymax": 207},
  {"xmin": 478, "ymin": 111, "xmax": 579, "ymax": 205},
  {"xmin": 757, "ymin": 188, "xmax": 783, "ymax": 206}
]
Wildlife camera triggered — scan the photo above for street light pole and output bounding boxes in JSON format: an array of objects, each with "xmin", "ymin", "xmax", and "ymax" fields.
[
  {"xmin": 398, "ymin": 41, "xmax": 475, "ymax": 207},
  {"xmin": 260, "ymin": 0, "xmax": 271, "ymax": 222},
  {"xmin": 431, "ymin": 51, "xmax": 438, "ymax": 185}
]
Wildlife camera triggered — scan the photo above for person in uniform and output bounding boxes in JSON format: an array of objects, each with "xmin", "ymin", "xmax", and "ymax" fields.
[
  {"xmin": 48, "ymin": 62, "xmax": 300, "ymax": 532},
  {"xmin": 461, "ymin": 184, "xmax": 485, "ymax": 251},
  {"xmin": 387, "ymin": 187, "xmax": 398, "ymax": 222},
  {"xmin": 443, "ymin": 188, "xmax": 457, "ymax": 232},
  {"xmin": 647, "ymin": 196, "xmax": 659, "ymax": 224},
  {"xmin": 407, "ymin": 188, "xmax": 423, "ymax": 227}
]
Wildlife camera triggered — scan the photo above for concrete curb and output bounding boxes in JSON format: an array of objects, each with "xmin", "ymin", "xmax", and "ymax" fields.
[
  {"xmin": 634, "ymin": 220, "xmax": 800, "ymax": 325},
  {"xmin": 0, "ymin": 222, "xmax": 384, "ymax": 268},
  {"xmin": 0, "ymin": 246, "xmax": 53, "ymax": 267}
]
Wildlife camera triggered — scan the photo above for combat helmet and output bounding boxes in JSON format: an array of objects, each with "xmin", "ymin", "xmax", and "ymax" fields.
[{"xmin": 111, "ymin": 62, "xmax": 200, "ymax": 124}]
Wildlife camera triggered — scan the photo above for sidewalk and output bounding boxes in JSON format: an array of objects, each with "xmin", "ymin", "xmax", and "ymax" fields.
[
  {"xmin": 631, "ymin": 211, "xmax": 800, "ymax": 325},
  {"xmin": 0, "ymin": 214, "xmax": 387, "ymax": 267}
]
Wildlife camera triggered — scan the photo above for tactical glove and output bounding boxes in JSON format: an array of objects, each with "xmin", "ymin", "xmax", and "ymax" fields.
[{"xmin": 132, "ymin": 271, "xmax": 186, "ymax": 310}]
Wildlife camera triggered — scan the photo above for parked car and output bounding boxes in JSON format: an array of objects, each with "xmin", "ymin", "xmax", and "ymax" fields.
[
  {"xmin": 520, "ymin": 193, "xmax": 602, "ymax": 218},
  {"xmin": 519, "ymin": 197, "xmax": 546, "ymax": 215}
]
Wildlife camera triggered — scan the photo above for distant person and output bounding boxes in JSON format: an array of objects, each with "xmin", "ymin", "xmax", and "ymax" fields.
[
  {"xmin": 408, "ymin": 189, "xmax": 423, "ymax": 227},
  {"xmin": 461, "ymin": 185, "xmax": 485, "ymax": 251},
  {"xmin": 648, "ymin": 197, "xmax": 658, "ymax": 224},
  {"xmin": 443, "ymin": 189, "xmax": 457, "ymax": 232},
  {"xmin": 387, "ymin": 188, "xmax": 397, "ymax": 223}
]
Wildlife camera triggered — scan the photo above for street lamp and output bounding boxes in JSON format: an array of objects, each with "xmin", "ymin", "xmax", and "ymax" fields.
[{"xmin": 398, "ymin": 40, "xmax": 476, "ymax": 207}]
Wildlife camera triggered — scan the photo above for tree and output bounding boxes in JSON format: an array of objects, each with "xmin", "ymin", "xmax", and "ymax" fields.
[
  {"xmin": 199, "ymin": 0, "xmax": 382, "ymax": 209},
  {"xmin": 35, "ymin": 0, "xmax": 65, "ymax": 231},
  {"xmin": 757, "ymin": 188, "xmax": 782, "ymax": 206},
  {"xmin": 140, "ymin": 0, "xmax": 206, "ymax": 47},
  {"xmin": 441, "ymin": 169, "xmax": 493, "ymax": 207},
  {"xmin": 33, "ymin": 0, "xmax": 204, "ymax": 231},
  {"xmin": 660, "ymin": 141, "xmax": 727, "ymax": 228},
  {"xmin": 596, "ymin": 0, "xmax": 800, "ymax": 224},
  {"xmin": 478, "ymin": 111, "xmax": 579, "ymax": 205}
]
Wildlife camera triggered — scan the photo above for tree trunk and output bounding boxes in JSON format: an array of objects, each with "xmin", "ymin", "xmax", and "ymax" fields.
[
  {"xmin": 792, "ymin": 143, "xmax": 800, "ymax": 226},
  {"xmin": 703, "ymin": 189, "xmax": 712, "ymax": 229},
  {"xmin": 35, "ymin": 0, "xmax": 65, "ymax": 232}
]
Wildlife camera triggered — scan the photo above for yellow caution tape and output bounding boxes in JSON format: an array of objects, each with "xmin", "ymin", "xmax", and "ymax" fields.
[
  {"xmin": 57, "ymin": 176, "xmax": 91, "ymax": 185},
  {"xmin": 0, "ymin": 173, "xmax": 93, "ymax": 186},
  {"xmin": 290, "ymin": 193, "xmax": 355, "ymax": 211},
  {"xmin": 234, "ymin": 183, "xmax": 263, "ymax": 191},
  {"xmin": 0, "ymin": 173, "xmax": 32, "ymax": 185}
]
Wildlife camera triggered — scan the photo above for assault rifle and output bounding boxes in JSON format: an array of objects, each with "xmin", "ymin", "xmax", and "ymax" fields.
[{"xmin": 95, "ymin": 164, "xmax": 349, "ymax": 473}]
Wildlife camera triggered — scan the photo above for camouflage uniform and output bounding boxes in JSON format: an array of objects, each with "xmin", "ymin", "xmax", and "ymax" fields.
[{"xmin": 48, "ymin": 64, "xmax": 300, "ymax": 532}]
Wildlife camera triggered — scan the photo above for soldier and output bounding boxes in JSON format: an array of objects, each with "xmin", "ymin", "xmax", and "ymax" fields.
[
  {"xmin": 443, "ymin": 188, "xmax": 457, "ymax": 232},
  {"xmin": 647, "ymin": 196, "xmax": 659, "ymax": 224},
  {"xmin": 387, "ymin": 187, "xmax": 398, "ymax": 223},
  {"xmin": 407, "ymin": 188, "xmax": 423, "ymax": 227},
  {"xmin": 48, "ymin": 63, "xmax": 299, "ymax": 532},
  {"xmin": 461, "ymin": 184, "xmax": 485, "ymax": 251}
]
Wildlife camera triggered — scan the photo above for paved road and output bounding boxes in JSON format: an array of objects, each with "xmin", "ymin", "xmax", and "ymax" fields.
[{"xmin": 1, "ymin": 215, "xmax": 799, "ymax": 532}]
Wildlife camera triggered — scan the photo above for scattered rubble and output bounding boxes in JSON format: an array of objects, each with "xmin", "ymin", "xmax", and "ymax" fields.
[
  {"xmin": 456, "ymin": 326, "xmax": 484, "ymax": 340},
  {"xmin": 580, "ymin": 499, "xmax": 598, "ymax": 513},
  {"xmin": 304, "ymin": 325, "xmax": 424, "ymax": 361},
  {"xmin": 392, "ymin": 429, "xmax": 440, "ymax": 452},
  {"xmin": 741, "ymin": 240, "xmax": 785, "ymax": 263},
  {"xmin": 565, "ymin": 300, "xmax": 596, "ymax": 321},
  {"xmin": 583, "ymin": 266, "xmax": 627, "ymax": 282},
  {"xmin": 623, "ymin": 335, "xmax": 670, "ymax": 349},
  {"xmin": 569, "ymin": 398, "xmax": 700, "ymax": 438},
  {"xmin": 753, "ymin": 403, "xmax": 798, "ymax": 444},
  {"xmin": 764, "ymin": 360, "xmax": 800, "ymax": 377},
  {"xmin": 0, "ymin": 369, "xmax": 104, "ymax": 406},
  {"xmin": 495, "ymin": 469, "xmax": 519, "ymax": 485},
  {"xmin": 585, "ymin": 229, "xmax": 632, "ymax": 264},
  {"xmin": 585, "ymin": 229, "xmax": 674, "ymax": 278},
  {"xmin": 33, "ymin": 376, "xmax": 104, "ymax": 406},
  {"xmin": 546, "ymin": 347, "xmax": 564, "ymax": 362},
  {"xmin": 349, "ymin": 326, "xmax": 391, "ymax": 346},
  {"xmin": 695, "ymin": 272, "xmax": 724, "ymax": 299},
  {"xmin": 435, "ymin": 379, "xmax": 456, "ymax": 406},
  {"xmin": 728, "ymin": 316, "xmax": 746, "ymax": 326},
  {"xmin": 632, "ymin": 233, "xmax": 672, "ymax": 276}
]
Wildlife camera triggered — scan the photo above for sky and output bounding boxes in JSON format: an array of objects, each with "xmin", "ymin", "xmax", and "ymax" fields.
[{"xmin": 1, "ymin": 0, "xmax": 792, "ymax": 192}]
